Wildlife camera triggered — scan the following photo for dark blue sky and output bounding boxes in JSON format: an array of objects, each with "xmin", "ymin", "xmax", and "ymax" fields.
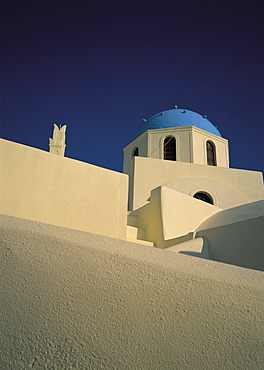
[{"xmin": 2, "ymin": 0, "xmax": 264, "ymax": 173}]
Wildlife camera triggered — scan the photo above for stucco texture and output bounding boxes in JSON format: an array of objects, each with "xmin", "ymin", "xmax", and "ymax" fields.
[
  {"xmin": 1, "ymin": 214, "xmax": 264, "ymax": 369},
  {"xmin": 0, "ymin": 139, "xmax": 128, "ymax": 239}
]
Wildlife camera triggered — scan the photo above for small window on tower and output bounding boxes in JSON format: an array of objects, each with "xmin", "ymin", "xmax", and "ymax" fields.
[
  {"xmin": 164, "ymin": 136, "xmax": 176, "ymax": 161},
  {"xmin": 133, "ymin": 147, "xmax": 139, "ymax": 157},
  {"xmin": 206, "ymin": 141, "xmax": 216, "ymax": 166}
]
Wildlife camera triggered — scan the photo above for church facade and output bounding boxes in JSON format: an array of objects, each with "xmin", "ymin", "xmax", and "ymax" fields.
[
  {"xmin": 1, "ymin": 106, "xmax": 264, "ymax": 368},
  {"xmin": 1, "ymin": 107, "xmax": 263, "ymax": 271},
  {"xmin": 124, "ymin": 108, "xmax": 264, "ymax": 270}
]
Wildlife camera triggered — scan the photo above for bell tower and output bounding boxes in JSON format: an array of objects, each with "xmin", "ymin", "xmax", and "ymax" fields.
[
  {"xmin": 123, "ymin": 108, "xmax": 229, "ymax": 175},
  {"xmin": 123, "ymin": 108, "xmax": 232, "ymax": 211},
  {"xmin": 49, "ymin": 124, "xmax": 67, "ymax": 156}
]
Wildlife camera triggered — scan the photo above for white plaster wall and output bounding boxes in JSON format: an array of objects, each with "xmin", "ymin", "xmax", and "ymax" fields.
[
  {"xmin": 160, "ymin": 186, "xmax": 222, "ymax": 239},
  {"xmin": 123, "ymin": 132, "xmax": 148, "ymax": 174},
  {"xmin": 166, "ymin": 177, "xmax": 249, "ymax": 209},
  {"xmin": 131, "ymin": 186, "xmax": 222, "ymax": 247},
  {"xmin": 196, "ymin": 200, "xmax": 264, "ymax": 271},
  {"xmin": 0, "ymin": 139, "xmax": 128, "ymax": 239},
  {"xmin": 130, "ymin": 156, "xmax": 264, "ymax": 210},
  {"xmin": 192, "ymin": 128, "xmax": 229, "ymax": 167},
  {"xmin": 147, "ymin": 128, "xmax": 192, "ymax": 162},
  {"xmin": 1, "ymin": 214, "xmax": 264, "ymax": 369}
]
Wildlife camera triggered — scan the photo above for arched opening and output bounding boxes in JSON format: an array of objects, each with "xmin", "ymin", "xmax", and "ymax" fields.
[
  {"xmin": 206, "ymin": 141, "xmax": 216, "ymax": 166},
  {"xmin": 132, "ymin": 147, "xmax": 139, "ymax": 157},
  {"xmin": 193, "ymin": 192, "xmax": 214, "ymax": 204},
  {"xmin": 164, "ymin": 136, "xmax": 176, "ymax": 161}
]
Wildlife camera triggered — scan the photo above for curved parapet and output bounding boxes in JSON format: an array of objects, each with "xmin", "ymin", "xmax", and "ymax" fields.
[{"xmin": 195, "ymin": 200, "xmax": 264, "ymax": 271}]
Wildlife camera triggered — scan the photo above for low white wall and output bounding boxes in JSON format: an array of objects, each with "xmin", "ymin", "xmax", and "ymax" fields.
[
  {"xmin": 0, "ymin": 139, "xmax": 128, "ymax": 239},
  {"xmin": 1, "ymin": 215, "xmax": 264, "ymax": 369}
]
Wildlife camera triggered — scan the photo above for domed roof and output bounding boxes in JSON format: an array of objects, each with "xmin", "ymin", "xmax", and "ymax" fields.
[{"xmin": 134, "ymin": 108, "xmax": 221, "ymax": 139}]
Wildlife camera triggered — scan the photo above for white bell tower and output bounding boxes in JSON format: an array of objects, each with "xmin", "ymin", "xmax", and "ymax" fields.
[
  {"xmin": 49, "ymin": 124, "xmax": 67, "ymax": 156},
  {"xmin": 123, "ymin": 108, "xmax": 229, "ymax": 175}
]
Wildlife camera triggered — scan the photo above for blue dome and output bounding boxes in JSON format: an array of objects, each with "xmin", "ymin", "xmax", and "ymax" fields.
[{"xmin": 134, "ymin": 108, "xmax": 221, "ymax": 138}]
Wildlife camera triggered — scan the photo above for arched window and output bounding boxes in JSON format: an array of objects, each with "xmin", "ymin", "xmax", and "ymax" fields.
[
  {"xmin": 133, "ymin": 147, "xmax": 139, "ymax": 157},
  {"xmin": 206, "ymin": 141, "xmax": 216, "ymax": 166},
  {"xmin": 193, "ymin": 192, "xmax": 214, "ymax": 205},
  {"xmin": 164, "ymin": 136, "xmax": 176, "ymax": 161}
]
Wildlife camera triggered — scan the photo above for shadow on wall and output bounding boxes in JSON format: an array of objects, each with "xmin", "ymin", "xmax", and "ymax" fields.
[
  {"xmin": 166, "ymin": 237, "xmax": 209, "ymax": 260},
  {"xmin": 195, "ymin": 200, "xmax": 264, "ymax": 272}
]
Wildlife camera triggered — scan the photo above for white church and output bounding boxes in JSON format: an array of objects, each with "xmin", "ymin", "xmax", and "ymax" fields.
[
  {"xmin": 1, "ymin": 107, "xmax": 264, "ymax": 369},
  {"xmin": 123, "ymin": 107, "xmax": 264, "ymax": 269}
]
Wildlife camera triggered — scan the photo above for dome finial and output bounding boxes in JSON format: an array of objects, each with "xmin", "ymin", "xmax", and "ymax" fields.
[{"xmin": 174, "ymin": 105, "xmax": 178, "ymax": 109}]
